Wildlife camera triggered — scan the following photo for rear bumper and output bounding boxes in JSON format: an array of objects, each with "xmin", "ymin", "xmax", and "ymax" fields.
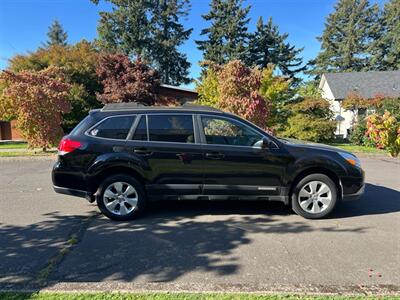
[{"xmin": 53, "ymin": 185, "xmax": 88, "ymax": 198}]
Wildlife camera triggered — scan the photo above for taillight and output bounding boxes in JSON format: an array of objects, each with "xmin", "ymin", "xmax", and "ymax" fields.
[{"xmin": 58, "ymin": 137, "xmax": 83, "ymax": 155}]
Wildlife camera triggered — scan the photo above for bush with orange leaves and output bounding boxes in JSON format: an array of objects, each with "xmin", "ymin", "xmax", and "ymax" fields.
[
  {"xmin": 0, "ymin": 66, "xmax": 71, "ymax": 150},
  {"xmin": 366, "ymin": 111, "xmax": 400, "ymax": 157}
]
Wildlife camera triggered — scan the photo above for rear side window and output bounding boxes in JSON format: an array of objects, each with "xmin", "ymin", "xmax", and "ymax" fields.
[
  {"xmin": 89, "ymin": 115, "xmax": 136, "ymax": 140},
  {"xmin": 148, "ymin": 115, "xmax": 194, "ymax": 143}
]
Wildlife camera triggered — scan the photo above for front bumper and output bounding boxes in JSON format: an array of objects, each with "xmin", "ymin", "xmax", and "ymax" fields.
[{"xmin": 342, "ymin": 183, "xmax": 365, "ymax": 201}]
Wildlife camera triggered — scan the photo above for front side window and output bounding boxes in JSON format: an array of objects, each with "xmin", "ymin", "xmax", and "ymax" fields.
[
  {"xmin": 148, "ymin": 115, "xmax": 194, "ymax": 143},
  {"xmin": 90, "ymin": 115, "xmax": 136, "ymax": 140},
  {"xmin": 201, "ymin": 116, "xmax": 262, "ymax": 147}
]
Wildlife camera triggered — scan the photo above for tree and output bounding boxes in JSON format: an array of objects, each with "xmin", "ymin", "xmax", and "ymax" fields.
[
  {"xmin": 370, "ymin": 0, "xmax": 400, "ymax": 70},
  {"xmin": 8, "ymin": 40, "xmax": 102, "ymax": 131},
  {"xmin": 196, "ymin": 0, "xmax": 250, "ymax": 65},
  {"xmin": 308, "ymin": 0, "xmax": 380, "ymax": 76},
  {"xmin": 46, "ymin": 20, "xmax": 68, "ymax": 46},
  {"xmin": 92, "ymin": 0, "xmax": 192, "ymax": 85},
  {"xmin": 197, "ymin": 60, "xmax": 271, "ymax": 129},
  {"xmin": 149, "ymin": 0, "xmax": 192, "ymax": 85},
  {"xmin": 96, "ymin": 54, "xmax": 160, "ymax": 105},
  {"xmin": 0, "ymin": 67, "xmax": 71, "ymax": 149},
  {"xmin": 92, "ymin": 0, "xmax": 151, "ymax": 58},
  {"xmin": 282, "ymin": 97, "xmax": 336, "ymax": 142},
  {"xmin": 247, "ymin": 17, "xmax": 305, "ymax": 81}
]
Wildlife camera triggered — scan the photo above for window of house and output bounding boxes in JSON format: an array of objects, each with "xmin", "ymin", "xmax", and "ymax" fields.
[
  {"xmin": 148, "ymin": 115, "xmax": 194, "ymax": 143},
  {"xmin": 90, "ymin": 115, "xmax": 136, "ymax": 140}
]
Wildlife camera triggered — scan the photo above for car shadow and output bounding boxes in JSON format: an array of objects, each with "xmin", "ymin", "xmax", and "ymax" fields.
[{"xmin": 331, "ymin": 183, "xmax": 400, "ymax": 218}]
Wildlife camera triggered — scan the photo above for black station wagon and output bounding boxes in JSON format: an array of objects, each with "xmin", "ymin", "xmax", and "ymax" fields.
[{"xmin": 52, "ymin": 103, "xmax": 364, "ymax": 220}]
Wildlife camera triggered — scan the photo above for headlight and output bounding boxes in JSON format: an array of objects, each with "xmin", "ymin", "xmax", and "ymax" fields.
[{"xmin": 339, "ymin": 152, "xmax": 361, "ymax": 168}]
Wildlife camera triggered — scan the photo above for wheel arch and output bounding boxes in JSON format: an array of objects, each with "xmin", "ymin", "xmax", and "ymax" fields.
[{"xmin": 288, "ymin": 167, "xmax": 342, "ymax": 202}]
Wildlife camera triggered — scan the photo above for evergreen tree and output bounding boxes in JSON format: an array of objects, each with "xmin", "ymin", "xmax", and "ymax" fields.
[
  {"xmin": 149, "ymin": 0, "xmax": 193, "ymax": 85},
  {"xmin": 196, "ymin": 0, "xmax": 250, "ymax": 65},
  {"xmin": 46, "ymin": 20, "xmax": 68, "ymax": 46},
  {"xmin": 371, "ymin": 0, "xmax": 400, "ymax": 70},
  {"xmin": 92, "ymin": 0, "xmax": 151, "ymax": 58},
  {"xmin": 92, "ymin": 0, "xmax": 192, "ymax": 85},
  {"xmin": 247, "ymin": 17, "xmax": 305, "ymax": 81},
  {"xmin": 309, "ymin": 0, "xmax": 379, "ymax": 76}
]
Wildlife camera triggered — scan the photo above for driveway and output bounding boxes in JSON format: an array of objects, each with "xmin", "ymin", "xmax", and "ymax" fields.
[{"xmin": 0, "ymin": 155, "xmax": 399, "ymax": 294}]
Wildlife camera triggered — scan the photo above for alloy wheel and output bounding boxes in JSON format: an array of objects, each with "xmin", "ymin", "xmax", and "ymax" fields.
[
  {"xmin": 297, "ymin": 180, "xmax": 332, "ymax": 214},
  {"xmin": 103, "ymin": 181, "xmax": 138, "ymax": 215}
]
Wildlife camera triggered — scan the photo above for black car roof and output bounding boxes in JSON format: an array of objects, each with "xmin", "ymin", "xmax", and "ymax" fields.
[{"xmin": 99, "ymin": 102, "xmax": 223, "ymax": 114}]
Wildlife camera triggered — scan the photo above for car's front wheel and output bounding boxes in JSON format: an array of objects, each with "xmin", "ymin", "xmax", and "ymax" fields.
[
  {"xmin": 96, "ymin": 174, "xmax": 146, "ymax": 221},
  {"xmin": 291, "ymin": 174, "xmax": 338, "ymax": 219}
]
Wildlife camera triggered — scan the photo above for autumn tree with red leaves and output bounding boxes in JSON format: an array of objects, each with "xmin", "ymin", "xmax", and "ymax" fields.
[
  {"xmin": 96, "ymin": 54, "xmax": 161, "ymax": 105},
  {"xmin": 0, "ymin": 67, "xmax": 71, "ymax": 149}
]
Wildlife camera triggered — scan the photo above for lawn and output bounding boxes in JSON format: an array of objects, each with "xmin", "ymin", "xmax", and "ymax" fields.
[
  {"xmin": 327, "ymin": 142, "xmax": 385, "ymax": 154},
  {"xmin": 0, "ymin": 293, "xmax": 399, "ymax": 300},
  {"xmin": 0, "ymin": 142, "xmax": 27, "ymax": 149}
]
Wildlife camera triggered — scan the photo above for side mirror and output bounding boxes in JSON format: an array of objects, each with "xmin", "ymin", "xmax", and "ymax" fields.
[{"xmin": 261, "ymin": 137, "xmax": 270, "ymax": 149}]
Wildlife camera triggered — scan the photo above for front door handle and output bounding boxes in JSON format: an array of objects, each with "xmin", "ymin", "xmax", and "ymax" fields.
[
  {"xmin": 133, "ymin": 148, "xmax": 152, "ymax": 155},
  {"xmin": 205, "ymin": 152, "xmax": 225, "ymax": 160}
]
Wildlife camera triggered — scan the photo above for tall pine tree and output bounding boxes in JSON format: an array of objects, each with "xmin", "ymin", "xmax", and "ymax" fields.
[
  {"xmin": 371, "ymin": 0, "xmax": 400, "ymax": 70},
  {"xmin": 247, "ymin": 17, "xmax": 305, "ymax": 81},
  {"xmin": 196, "ymin": 0, "xmax": 250, "ymax": 65},
  {"xmin": 149, "ymin": 0, "xmax": 193, "ymax": 85},
  {"xmin": 309, "ymin": 0, "xmax": 379, "ymax": 76},
  {"xmin": 92, "ymin": 0, "xmax": 192, "ymax": 85},
  {"xmin": 92, "ymin": 0, "xmax": 151, "ymax": 58},
  {"xmin": 46, "ymin": 20, "xmax": 68, "ymax": 46}
]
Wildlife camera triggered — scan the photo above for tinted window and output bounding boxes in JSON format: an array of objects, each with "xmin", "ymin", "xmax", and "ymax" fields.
[
  {"xmin": 148, "ymin": 115, "xmax": 194, "ymax": 143},
  {"xmin": 132, "ymin": 115, "xmax": 148, "ymax": 141},
  {"xmin": 90, "ymin": 115, "xmax": 135, "ymax": 140},
  {"xmin": 201, "ymin": 116, "xmax": 262, "ymax": 147}
]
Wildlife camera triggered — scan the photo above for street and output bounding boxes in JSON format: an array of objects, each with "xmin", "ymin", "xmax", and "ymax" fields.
[{"xmin": 0, "ymin": 155, "xmax": 399, "ymax": 294}]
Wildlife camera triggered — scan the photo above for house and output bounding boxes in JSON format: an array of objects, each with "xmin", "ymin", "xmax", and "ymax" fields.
[
  {"xmin": 319, "ymin": 70, "xmax": 400, "ymax": 139},
  {"xmin": 0, "ymin": 84, "xmax": 198, "ymax": 141}
]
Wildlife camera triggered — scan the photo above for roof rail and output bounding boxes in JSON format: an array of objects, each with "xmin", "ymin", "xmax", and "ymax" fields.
[
  {"xmin": 101, "ymin": 102, "xmax": 147, "ymax": 111},
  {"xmin": 100, "ymin": 101, "xmax": 222, "ymax": 113}
]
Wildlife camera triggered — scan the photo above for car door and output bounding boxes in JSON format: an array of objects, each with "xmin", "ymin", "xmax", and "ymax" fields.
[
  {"xmin": 126, "ymin": 113, "xmax": 204, "ymax": 198},
  {"xmin": 198, "ymin": 114, "xmax": 290, "ymax": 198}
]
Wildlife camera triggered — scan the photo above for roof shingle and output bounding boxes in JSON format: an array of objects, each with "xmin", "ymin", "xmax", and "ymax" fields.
[{"xmin": 321, "ymin": 70, "xmax": 400, "ymax": 100}]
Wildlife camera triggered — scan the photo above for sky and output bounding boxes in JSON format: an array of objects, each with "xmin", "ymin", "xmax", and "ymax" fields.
[{"xmin": 0, "ymin": 0, "xmax": 387, "ymax": 88}]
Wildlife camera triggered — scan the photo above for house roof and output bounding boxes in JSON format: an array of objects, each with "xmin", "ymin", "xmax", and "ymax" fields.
[{"xmin": 319, "ymin": 70, "xmax": 400, "ymax": 100}]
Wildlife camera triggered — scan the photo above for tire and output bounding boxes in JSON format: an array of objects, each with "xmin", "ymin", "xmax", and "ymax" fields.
[
  {"xmin": 291, "ymin": 174, "xmax": 337, "ymax": 219},
  {"xmin": 96, "ymin": 174, "xmax": 146, "ymax": 221}
]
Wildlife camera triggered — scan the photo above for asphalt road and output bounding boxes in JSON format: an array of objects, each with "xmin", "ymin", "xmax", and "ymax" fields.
[{"xmin": 0, "ymin": 155, "xmax": 399, "ymax": 294}]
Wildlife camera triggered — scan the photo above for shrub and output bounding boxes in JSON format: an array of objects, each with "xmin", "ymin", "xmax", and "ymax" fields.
[
  {"xmin": 281, "ymin": 97, "xmax": 336, "ymax": 142},
  {"xmin": 283, "ymin": 114, "xmax": 336, "ymax": 142},
  {"xmin": 366, "ymin": 111, "xmax": 400, "ymax": 157},
  {"xmin": 349, "ymin": 119, "xmax": 375, "ymax": 147},
  {"xmin": 0, "ymin": 67, "xmax": 71, "ymax": 149}
]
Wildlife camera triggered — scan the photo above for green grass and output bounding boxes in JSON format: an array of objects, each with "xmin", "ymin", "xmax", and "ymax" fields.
[
  {"xmin": 327, "ymin": 143, "xmax": 385, "ymax": 154},
  {"xmin": 0, "ymin": 142, "xmax": 27, "ymax": 149},
  {"xmin": 0, "ymin": 150, "xmax": 56, "ymax": 157},
  {"xmin": 0, "ymin": 293, "xmax": 398, "ymax": 300}
]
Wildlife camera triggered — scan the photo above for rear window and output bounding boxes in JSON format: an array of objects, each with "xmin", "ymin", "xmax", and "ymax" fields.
[
  {"xmin": 69, "ymin": 115, "xmax": 92, "ymax": 136},
  {"xmin": 89, "ymin": 115, "xmax": 136, "ymax": 140},
  {"xmin": 148, "ymin": 115, "xmax": 194, "ymax": 143}
]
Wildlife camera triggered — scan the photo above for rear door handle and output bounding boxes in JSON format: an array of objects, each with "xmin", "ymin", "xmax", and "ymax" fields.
[
  {"xmin": 133, "ymin": 148, "xmax": 152, "ymax": 155},
  {"xmin": 205, "ymin": 152, "xmax": 225, "ymax": 160}
]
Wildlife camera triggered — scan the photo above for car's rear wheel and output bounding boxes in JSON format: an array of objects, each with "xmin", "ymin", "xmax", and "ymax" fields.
[
  {"xmin": 291, "ymin": 173, "xmax": 337, "ymax": 219},
  {"xmin": 96, "ymin": 174, "xmax": 146, "ymax": 221}
]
